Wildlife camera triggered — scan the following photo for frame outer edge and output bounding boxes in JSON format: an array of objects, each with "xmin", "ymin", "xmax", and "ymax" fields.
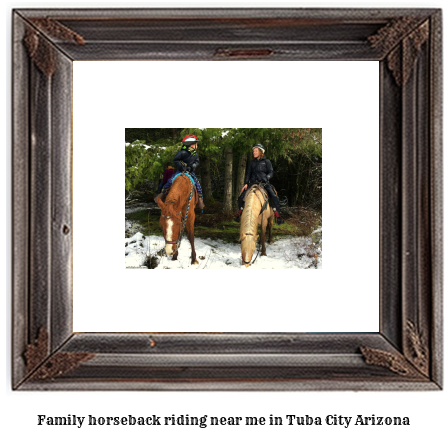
[
  {"xmin": 12, "ymin": 7, "xmax": 442, "ymax": 391},
  {"xmin": 417, "ymin": 25, "xmax": 432, "ymax": 378},
  {"xmin": 18, "ymin": 380, "xmax": 441, "ymax": 392},
  {"xmin": 29, "ymin": 49, "xmax": 53, "ymax": 352},
  {"xmin": 429, "ymin": 10, "xmax": 443, "ymax": 388},
  {"xmin": 14, "ymin": 7, "xmax": 438, "ymax": 20},
  {"xmin": 12, "ymin": 11, "xmax": 30, "ymax": 388}
]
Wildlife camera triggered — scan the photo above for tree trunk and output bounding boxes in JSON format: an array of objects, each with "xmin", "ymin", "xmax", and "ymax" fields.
[
  {"xmin": 232, "ymin": 153, "xmax": 239, "ymax": 204},
  {"xmin": 223, "ymin": 146, "xmax": 233, "ymax": 215},
  {"xmin": 234, "ymin": 152, "xmax": 248, "ymax": 207},
  {"xmin": 200, "ymin": 155, "xmax": 213, "ymax": 202},
  {"xmin": 287, "ymin": 160, "xmax": 295, "ymax": 207}
]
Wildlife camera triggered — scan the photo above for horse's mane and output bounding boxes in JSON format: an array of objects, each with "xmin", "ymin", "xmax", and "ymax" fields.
[
  {"xmin": 165, "ymin": 174, "xmax": 188, "ymax": 204},
  {"xmin": 240, "ymin": 187, "xmax": 263, "ymax": 241}
]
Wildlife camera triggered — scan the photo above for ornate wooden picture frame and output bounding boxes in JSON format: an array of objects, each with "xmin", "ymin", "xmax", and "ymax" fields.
[{"xmin": 12, "ymin": 8, "xmax": 442, "ymax": 390}]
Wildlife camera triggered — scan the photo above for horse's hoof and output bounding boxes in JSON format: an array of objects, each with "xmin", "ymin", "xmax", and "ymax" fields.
[
  {"xmin": 192, "ymin": 260, "xmax": 199, "ymax": 265},
  {"xmin": 261, "ymin": 252, "xmax": 267, "ymax": 257}
]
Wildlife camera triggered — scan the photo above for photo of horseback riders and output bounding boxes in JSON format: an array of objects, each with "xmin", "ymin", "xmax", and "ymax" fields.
[{"xmin": 125, "ymin": 128, "xmax": 322, "ymax": 269}]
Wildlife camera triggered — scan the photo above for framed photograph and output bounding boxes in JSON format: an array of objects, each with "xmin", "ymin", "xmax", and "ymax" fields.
[
  {"xmin": 12, "ymin": 8, "xmax": 442, "ymax": 390},
  {"xmin": 123, "ymin": 127, "xmax": 324, "ymax": 271}
]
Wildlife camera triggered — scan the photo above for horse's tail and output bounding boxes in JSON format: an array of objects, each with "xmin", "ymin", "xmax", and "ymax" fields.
[{"xmin": 239, "ymin": 188, "xmax": 262, "ymax": 243}]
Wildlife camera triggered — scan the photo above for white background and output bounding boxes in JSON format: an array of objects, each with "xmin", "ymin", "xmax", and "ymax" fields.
[
  {"xmin": 73, "ymin": 60, "xmax": 379, "ymax": 332},
  {"xmin": 3, "ymin": 1, "xmax": 447, "ymax": 438}
]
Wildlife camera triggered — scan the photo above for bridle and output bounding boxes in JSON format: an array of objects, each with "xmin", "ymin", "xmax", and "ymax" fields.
[{"xmin": 160, "ymin": 209, "xmax": 182, "ymax": 245}]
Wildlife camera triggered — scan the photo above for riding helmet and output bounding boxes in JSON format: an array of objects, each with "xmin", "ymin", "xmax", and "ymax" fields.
[
  {"xmin": 182, "ymin": 135, "xmax": 199, "ymax": 146},
  {"xmin": 253, "ymin": 144, "xmax": 265, "ymax": 154}
]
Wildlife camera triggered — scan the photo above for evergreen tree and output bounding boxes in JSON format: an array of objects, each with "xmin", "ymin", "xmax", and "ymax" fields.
[{"xmin": 125, "ymin": 128, "xmax": 322, "ymax": 209}]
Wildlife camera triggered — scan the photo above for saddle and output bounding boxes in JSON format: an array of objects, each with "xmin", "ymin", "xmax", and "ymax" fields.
[
  {"xmin": 177, "ymin": 172, "xmax": 204, "ymax": 209},
  {"xmin": 154, "ymin": 178, "xmax": 204, "ymax": 210},
  {"xmin": 243, "ymin": 184, "xmax": 266, "ymax": 200}
]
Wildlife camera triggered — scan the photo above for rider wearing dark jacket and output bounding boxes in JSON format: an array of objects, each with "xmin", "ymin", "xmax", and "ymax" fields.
[
  {"xmin": 173, "ymin": 144, "xmax": 200, "ymax": 174},
  {"xmin": 235, "ymin": 144, "xmax": 284, "ymax": 224},
  {"xmin": 245, "ymin": 156, "xmax": 274, "ymax": 186}
]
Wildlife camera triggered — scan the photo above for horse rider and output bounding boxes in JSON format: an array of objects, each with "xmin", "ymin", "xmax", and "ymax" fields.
[
  {"xmin": 158, "ymin": 165, "xmax": 174, "ymax": 193},
  {"xmin": 158, "ymin": 134, "xmax": 205, "ymax": 209},
  {"xmin": 235, "ymin": 144, "xmax": 284, "ymax": 225}
]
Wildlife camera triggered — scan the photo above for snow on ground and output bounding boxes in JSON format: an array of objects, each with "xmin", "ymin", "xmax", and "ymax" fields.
[
  {"xmin": 125, "ymin": 219, "xmax": 142, "ymax": 237},
  {"xmin": 125, "ymin": 202, "xmax": 158, "ymax": 215},
  {"xmin": 125, "ymin": 231, "xmax": 322, "ymax": 269}
]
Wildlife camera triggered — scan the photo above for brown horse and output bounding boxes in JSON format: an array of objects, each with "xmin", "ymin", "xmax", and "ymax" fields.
[
  {"xmin": 240, "ymin": 185, "xmax": 274, "ymax": 267},
  {"xmin": 156, "ymin": 174, "xmax": 199, "ymax": 264}
]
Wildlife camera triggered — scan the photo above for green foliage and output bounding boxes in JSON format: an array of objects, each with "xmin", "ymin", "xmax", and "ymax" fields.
[
  {"xmin": 125, "ymin": 140, "xmax": 151, "ymax": 192},
  {"xmin": 221, "ymin": 128, "xmax": 322, "ymax": 160},
  {"xmin": 125, "ymin": 128, "xmax": 183, "ymax": 144},
  {"xmin": 282, "ymin": 128, "xmax": 322, "ymax": 160},
  {"xmin": 181, "ymin": 128, "xmax": 223, "ymax": 157},
  {"xmin": 223, "ymin": 128, "xmax": 287, "ymax": 159},
  {"xmin": 271, "ymin": 129, "xmax": 322, "ymax": 208},
  {"xmin": 125, "ymin": 139, "xmax": 179, "ymax": 192},
  {"xmin": 125, "ymin": 128, "xmax": 322, "ymax": 208}
]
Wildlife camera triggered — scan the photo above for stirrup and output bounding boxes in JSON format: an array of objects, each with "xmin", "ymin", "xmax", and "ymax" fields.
[
  {"xmin": 154, "ymin": 192, "xmax": 165, "ymax": 203},
  {"xmin": 234, "ymin": 208, "xmax": 243, "ymax": 223},
  {"xmin": 273, "ymin": 209, "xmax": 283, "ymax": 225}
]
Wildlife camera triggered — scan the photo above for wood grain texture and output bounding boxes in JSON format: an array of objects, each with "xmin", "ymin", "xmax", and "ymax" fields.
[
  {"xmin": 12, "ymin": 7, "xmax": 443, "ymax": 391},
  {"xmin": 379, "ymin": 59, "xmax": 402, "ymax": 350},
  {"xmin": 50, "ymin": 49, "xmax": 74, "ymax": 350},
  {"xmin": 12, "ymin": 12, "xmax": 31, "ymax": 388},
  {"xmin": 429, "ymin": 10, "xmax": 443, "ymax": 388}
]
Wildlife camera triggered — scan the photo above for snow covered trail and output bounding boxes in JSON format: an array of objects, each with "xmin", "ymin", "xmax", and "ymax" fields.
[{"xmin": 125, "ymin": 231, "xmax": 322, "ymax": 269}]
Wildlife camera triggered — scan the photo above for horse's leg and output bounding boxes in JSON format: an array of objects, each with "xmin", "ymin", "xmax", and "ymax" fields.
[
  {"xmin": 187, "ymin": 215, "xmax": 199, "ymax": 265},
  {"xmin": 172, "ymin": 245, "xmax": 178, "ymax": 261},
  {"xmin": 261, "ymin": 217, "xmax": 267, "ymax": 256},
  {"xmin": 268, "ymin": 213, "xmax": 274, "ymax": 244}
]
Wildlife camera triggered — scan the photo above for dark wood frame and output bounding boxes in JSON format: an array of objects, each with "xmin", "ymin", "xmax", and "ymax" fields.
[{"xmin": 12, "ymin": 8, "xmax": 442, "ymax": 390}]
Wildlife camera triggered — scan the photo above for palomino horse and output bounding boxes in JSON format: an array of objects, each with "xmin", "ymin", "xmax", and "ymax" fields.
[
  {"xmin": 240, "ymin": 184, "xmax": 275, "ymax": 267},
  {"xmin": 156, "ymin": 173, "xmax": 199, "ymax": 265}
]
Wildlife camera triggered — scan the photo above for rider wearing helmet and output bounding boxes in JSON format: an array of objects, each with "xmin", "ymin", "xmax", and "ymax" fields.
[
  {"xmin": 174, "ymin": 135, "xmax": 200, "ymax": 174},
  {"xmin": 235, "ymin": 144, "xmax": 284, "ymax": 224},
  {"xmin": 159, "ymin": 135, "xmax": 204, "ymax": 208}
]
